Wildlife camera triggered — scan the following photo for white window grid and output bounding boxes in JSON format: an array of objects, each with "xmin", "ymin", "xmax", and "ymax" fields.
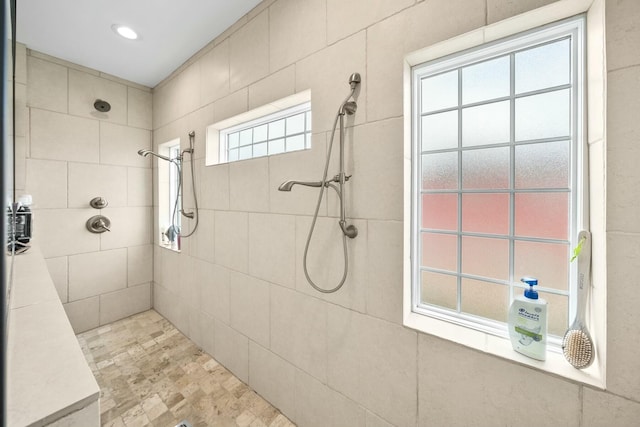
[
  {"xmin": 410, "ymin": 16, "xmax": 585, "ymax": 344},
  {"xmin": 219, "ymin": 102, "xmax": 312, "ymax": 163}
]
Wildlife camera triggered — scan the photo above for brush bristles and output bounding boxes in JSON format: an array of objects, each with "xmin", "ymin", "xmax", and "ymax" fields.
[{"xmin": 562, "ymin": 329, "xmax": 594, "ymax": 369}]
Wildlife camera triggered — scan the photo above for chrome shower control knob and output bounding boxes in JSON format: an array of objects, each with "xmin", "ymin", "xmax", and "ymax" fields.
[
  {"xmin": 86, "ymin": 215, "xmax": 111, "ymax": 233},
  {"xmin": 89, "ymin": 196, "xmax": 108, "ymax": 209}
]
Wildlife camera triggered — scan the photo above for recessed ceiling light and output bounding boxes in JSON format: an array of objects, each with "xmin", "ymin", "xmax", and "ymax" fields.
[{"xmin": 112, "ymin": 24, "xmax": 138, "ymax": 40}]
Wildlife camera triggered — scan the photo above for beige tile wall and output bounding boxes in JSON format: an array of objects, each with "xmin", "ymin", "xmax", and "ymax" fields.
[
  {"xmin": 24, "ymin": 51, "xmax": 153, "ymax": 333},
  {"xmin": 143, "ymin": 0, "xmax": 640, "ymax": 426}
]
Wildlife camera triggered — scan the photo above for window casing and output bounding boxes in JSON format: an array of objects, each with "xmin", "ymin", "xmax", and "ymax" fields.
[
  {"xmin": 218, "ymin": 102, "xmax": 311, "ymax": 163},
  {"xmin": 405, "ymin": 0, "xmax": 605, "ymax": 388},
  {"xmin": 410, "ymin": 17, "xmax": 585, "ymax": 345},
  {"xmin": 158, "ymin": 139, "xmax": 181, "ymax": 251}
]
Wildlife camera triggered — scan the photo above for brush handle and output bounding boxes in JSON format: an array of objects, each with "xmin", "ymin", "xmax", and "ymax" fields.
[{"xmin": 575, "ymin": 230, "xmax": 592, "ymax": 324}]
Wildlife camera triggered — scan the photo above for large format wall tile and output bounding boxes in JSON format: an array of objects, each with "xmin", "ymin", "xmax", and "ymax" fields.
[
  {"xmin": 327, "ymin": 306, "xmax": 417, "ymax": 427},
  {"xmin": 270, "ymin": 286, "xmax": 328, "ymax": 383},
  {"xmin": 33, "ymin": 208, "xmax": 100, "ymax": 258},
  {"xmin": 229, "ymin": 11, "xmax": 269, "ymax": 92},
  {"xmin": 25, "ymin": 158, "xmax": 67, "ymax": 209},
  {"xmin": 269, "ymin": 0, "xmax": 326, "ymax": 72},
  {"xmin": 417, "ymin": 334, "xmax": 580, "ymax": 426},
  {"xmin": 127, "ymin": 87, "xmax": 153, "ymax": 130},
  {"xmin": 248, "ymin": 342, "xmax": 296, "ymax": 421},
  {"xmin": 63, "ymin": 297, "xmax": 99, "ymax": 333},
  {"xmin": 68, "ymin": 248, "xmax": 127, "ymax": 301},
  {"xmin": 229, "ymin": 272, "xmax": 270, "ymax": 348},
  {"xmin": 214, "ymin": 210, "xmax": 249, "ymax": 273},
  {"xmin": 68, "ymin": 162, "xmax": 128, "ymax": 208},
  {"xmin": 200, "ymin": 39, "xmax": 230, "ymax": 106},
  {"xmin": 127, "ymin": 244, "xmax": 153, "ymax": 286},
  {"xmin": 68, "ymin": 69, "xmax": 127, "ymax": 124},
  {"xmin": 100, "ymin": 122, "xmax": 152, "ymax": 168},
  {"xmin": 27, "ymin": 56, "xmax": 68, "ymax": 113},
  {"xmin": 249, "ymin": 213, "xmax": 295, "ymax": 288},
  {"xmin": 30, "ymin": 109, "xmax": 100, "ymax": 163},
  {"xmin": 99, "ymin": 283, "xmax": 151, "ymax": 325},
  {"xmin": 326, "ymin": 0, "xmax": 414, "ymax": 44}
]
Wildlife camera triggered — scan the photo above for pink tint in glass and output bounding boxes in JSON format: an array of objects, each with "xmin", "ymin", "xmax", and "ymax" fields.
[{"xmin": 421, "ymin": 193, "xmax": 458, "ymax": 231}]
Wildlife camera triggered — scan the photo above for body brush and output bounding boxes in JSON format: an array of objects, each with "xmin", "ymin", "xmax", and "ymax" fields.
[{"xmin": 562, "ymin": 230, "xmax": 594, "ymax": 369}]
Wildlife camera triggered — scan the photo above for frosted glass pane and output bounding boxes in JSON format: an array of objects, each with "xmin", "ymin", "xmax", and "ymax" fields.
[
  {"xmin": 286, "ymin": 135, "xmax": 305, "ymax": 152},
  {"xmin": 462, "ymin": 56, "xmax": 510, "ymax": 104},
  {"xmin": 462, "ymin": 147, "xmax": 509, "ymax": 189},
  {"xmin": 286, "ymin": 113, "xmax": 305, "ymax": 135},
  {"xmin": 253, "ymin": 142, "xmax": 267, "ymax": 158},
  {"xmin": 239, "ymin": 145, "xmax": 252, "ymax": 160},
  {"xmin": 269, "ymin": 138, "xmax": 285, "ymax": 155},
  {"xmin": 514, "ymin": 240, "xmax": 569, "ymax": 291},
  {"xmin": 462, "ymin": 236, "xmax": 508, "ymax": 280},
  {"xmin": 421, "ymin": 194, "xmax": 458, "ymax": 231},
  {"xmin": 239, "ymin": 129, "xmax": 252, "ymax": 146},
  {"xmin": 461, "ymin": 278, "xmax": 509, "ymax": 322},
  {"xmin": 228, "ymin": 148, "xmax": 239, "ymax": 162},
  {"xmin": 421, "ymin": 70, "xmax": 458, "ymax": 113},
  {"xmin": 254, "ymin": 124, "xmax": 268, "ymax": 142},
  {"xmin": 462, "ymin": 193, "xmax": 509, "ymax": 235},
  {"xmin": 269, "ymin": 119, "xmax": 285, "ymax": 138},
  {"xmin": 421, "ymin": 232, "xmax": 457, "ymax": 272},
  {"xmin": 421, "ymin": 110, "xmax": 458, "ymax": 151},
  {"xmin": 420, "ymin": 271, "xmax": 457, "ymax": 310},
  {"xmin": 228, "ymin": 133, "xmax": 239, "ymax": 149},
  {"xmin": 515, "ymin": 192, "xmax": 568, "ymax": 239},
  {"xmin": 539, "ymin": 292, "xmax": 568, "ymax": 336},
  {"xmin": 462, "ymin": 101, "xmax": 510, "ymax": 146},
  {"xmin": 305, "ymin": 133, "xmax": 311, "ymax": 148},
  {"xmin": 516, "ymin": 38, "xmax": 570, "ymax": 94},
  {"xmin": 421, "ymin": 152, "xmax": 458, "ymax": 190},
  {"xmin": 515, "ymin": 140, "xmax": 569, "ymax": 189},
  {"xmin": 515, "ymin": 89, "xmax": 570, "ymax": 141}
]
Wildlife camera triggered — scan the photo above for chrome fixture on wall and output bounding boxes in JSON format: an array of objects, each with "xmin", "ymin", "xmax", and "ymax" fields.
[
  {"xmin": 137, "ymin": 131, "xmax": 199, "ymax": 238},
  {"xmin": 89, "ymin": 196, "xmax": 108, "ymax": 209},
  {"xmin": 278, "ymin": 72, "xmax": 361, "ymax": 293},
  {"xmin": 86, "ymin": 215, "xmax": 111, "ymax": 233},
  {"xmin": 93, "ymin": 99, "xmax": 111, "ymax": 112}
]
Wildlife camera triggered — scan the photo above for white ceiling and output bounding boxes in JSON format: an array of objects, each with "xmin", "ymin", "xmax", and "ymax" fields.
[{"xmin": 15, "ymin": 0, "xmax": 263, "ymax": 88}]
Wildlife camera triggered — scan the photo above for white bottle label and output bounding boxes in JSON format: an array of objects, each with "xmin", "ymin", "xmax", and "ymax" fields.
[{"xmin": 509, "ymin": 299, "xmax": 547, "ymax": 361}]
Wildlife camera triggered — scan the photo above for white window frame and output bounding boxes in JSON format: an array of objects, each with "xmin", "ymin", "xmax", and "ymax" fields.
[
  {"xmin": 403, "ymin": 0, "xmax": 606, "ymax": 388},
  {"xmin": 206, "ymin": 90, "xmax": 311, "ymax": 166},
  {"xmin": 158, "ymin": 139, "xmax": 181, "ymax": 251}
]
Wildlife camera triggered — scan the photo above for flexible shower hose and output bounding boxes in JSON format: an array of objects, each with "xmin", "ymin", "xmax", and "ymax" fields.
[
  {"xmin": 303, "ymin": 109, "xmax": 350, "ymax": 294},
  {"xmin": 179, "ymin": 147, "xmax": 199, "ymax": 238}
]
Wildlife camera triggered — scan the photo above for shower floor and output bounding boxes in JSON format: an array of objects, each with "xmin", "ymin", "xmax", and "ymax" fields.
[{"xmin": 77, "ymin": 310, "xmax": 295, "ymax": 427}]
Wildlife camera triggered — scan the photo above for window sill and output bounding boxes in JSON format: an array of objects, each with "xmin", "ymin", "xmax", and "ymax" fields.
[
  {"xmin": 158, "ymin": 242, "xmax": 180, "ymax": 253},
  {"xmin": 404, "ymin": 311, "xmax": 604, "ymax": 388}
]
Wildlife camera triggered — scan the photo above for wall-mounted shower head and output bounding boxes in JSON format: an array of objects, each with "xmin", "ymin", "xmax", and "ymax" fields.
[
  {"xmin": 94, "ymin": 99, "xmax": 111, "ymax": 112},
  {"xmin": 137, "ymin": 149, "xmax": 175, "ymax": 163}
]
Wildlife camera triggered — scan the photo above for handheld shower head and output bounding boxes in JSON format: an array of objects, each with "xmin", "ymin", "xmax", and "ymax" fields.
[{"xmin": 278, "ymin": 181, "xmax": 296, "ymax": 191}]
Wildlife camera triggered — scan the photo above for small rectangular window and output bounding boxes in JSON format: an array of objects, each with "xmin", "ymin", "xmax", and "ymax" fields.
[
  {"xmin": 158, "ymin": 139, "xmax": 181, "ymax": 251},
  {"xmin": 409, "ymin": 17, "xmax": 585, "ymax": 348},
  {"xmin": 218, "ymin": 102, "xmax": 311, "ymax": 163}
]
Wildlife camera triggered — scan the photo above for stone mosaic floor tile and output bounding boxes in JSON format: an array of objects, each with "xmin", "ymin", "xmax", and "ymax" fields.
[{"xmin": 78, "ymin": 310, "xmax": 296, "ymax": 427}]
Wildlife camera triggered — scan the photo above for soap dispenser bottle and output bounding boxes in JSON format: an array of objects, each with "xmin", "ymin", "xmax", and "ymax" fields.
[{"xmin": 508, "ymin": 277, "xmax": 548, "ymax": 361}]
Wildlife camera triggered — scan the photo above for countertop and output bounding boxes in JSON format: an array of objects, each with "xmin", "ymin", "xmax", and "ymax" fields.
[{"xmin": 6, "ymin": 245, "xmax": 100, "ymax": 426}]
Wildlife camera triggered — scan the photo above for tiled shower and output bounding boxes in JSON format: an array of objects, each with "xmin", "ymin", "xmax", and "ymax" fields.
[{"xmin": 8, "ymin": 0, "xmax": 640, "ymax": 426}]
